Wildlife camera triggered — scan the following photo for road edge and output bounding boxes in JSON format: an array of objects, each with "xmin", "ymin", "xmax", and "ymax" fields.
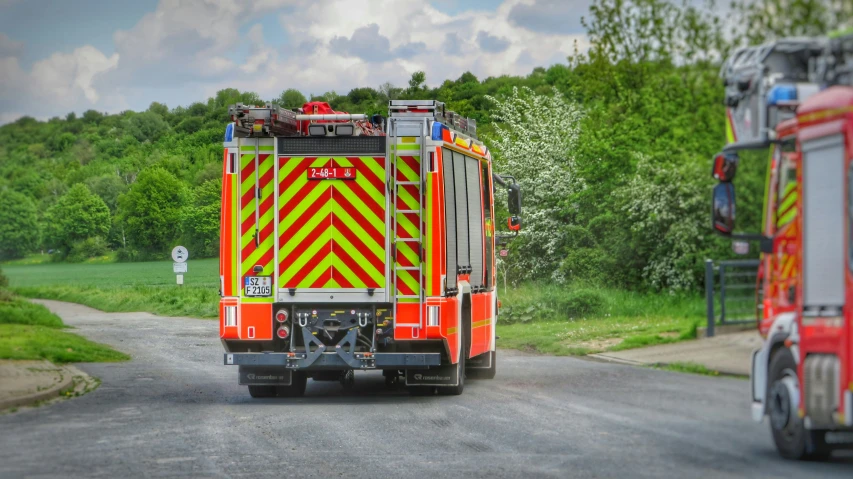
[{"xmin": 0, "ymin": 363, "xmax": 86, "ymax": 411}]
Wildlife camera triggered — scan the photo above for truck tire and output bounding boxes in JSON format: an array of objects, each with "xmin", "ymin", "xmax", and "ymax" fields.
[
  {"xmin": 467, "ymin": 351, "xmax": 497, "ymax": 380},
  {"xmin": 248, "ymin": 385, "xmax": 276, "ymax": 398},
  {"xmin": 767, "ymin": 348, "xmax": 831, "ymax": 460},
  {"xmin": 276, "ymin": 372, "xmax": 307, "ymax": 398}
]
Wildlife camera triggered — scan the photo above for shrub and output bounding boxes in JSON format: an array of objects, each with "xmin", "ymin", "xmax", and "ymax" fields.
[
  {"xmin": 499, "ymin": 285, "xmax": 607, "ymax": 324},
  {"xmin": 0, "ymin": 266, "xmax": 8, "ymax": 289},
  {"xmin": 561, "ymin": 289, "xmax": 606, "ymax": 317},
  {"xmin": 0, "ymin": 289, "xmax": 13, "ymax": 303},
  {"xmin": 68, "ymin": 236, "xmax": 109, "ymax": 262},
  {"xmin": 116, "ymin": 248, "xmax": 139, "ymax": 262}
]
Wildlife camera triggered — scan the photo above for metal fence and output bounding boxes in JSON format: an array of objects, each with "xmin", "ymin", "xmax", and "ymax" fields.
[{"xmin": 704, "ymin": 259, "xmax": 760, "ymax": 337}]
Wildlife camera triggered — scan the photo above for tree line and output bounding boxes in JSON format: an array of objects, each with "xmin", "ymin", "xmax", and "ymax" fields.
[{"xmin": 0, "ymin": 0, "xmax": 850, "ymax": 292}]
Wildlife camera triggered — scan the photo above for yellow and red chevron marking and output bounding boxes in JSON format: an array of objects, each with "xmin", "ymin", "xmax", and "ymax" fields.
[
  {"xmin": 239, "ymin": 145, "xmax": 276, "ymax": 298},
  {"xmin": 776, "ymin": 181, "xmax": 797, "ymax": 228},
  {"xmin": 278, "ymin": 156, "xmax": 386, "ymax": 289},
  {"xmin": 777, "ymin": 221, "xmax": 798, "ymax": 281},
  {"xmin": 394, "ymin": 146, "xmax": 421, "ymax": 300}
]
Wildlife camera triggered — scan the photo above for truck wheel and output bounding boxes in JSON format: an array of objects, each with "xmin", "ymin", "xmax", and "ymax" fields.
[
  {"xmin": 248, "ymin": 385, "xmax": 276, "ymax": 398},
  {"xmin": 340, "ymin": 370, "xmax": 355, "ymax": 391},
  {"xmin": 767, "ymin": 348, "xmax": 831, "ymax": 460},
  {"xmin": 467, "ymin": 351, "xmax": 497, "ymax": 380},
  {"xmin": 276, "ymin": 372, "xmax": 307, "ymax": 398},
  {"xmin": 383, "ymin": 370, "xmax": 400, "ymax": 388}
]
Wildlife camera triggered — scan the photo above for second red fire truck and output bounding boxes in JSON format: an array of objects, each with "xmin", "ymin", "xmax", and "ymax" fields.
[
  {"xmin": 218, "ymin": 99, "xmax": 521, "ymax": 397},
  {"xmin": 712, "ymin": 30, "xmax": 853, "ymax": 459}
]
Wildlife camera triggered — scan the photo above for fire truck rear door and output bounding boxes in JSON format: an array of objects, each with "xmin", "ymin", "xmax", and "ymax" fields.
[{"xmin": 275, "ymin": 136, "xmax": 388, "ymax": 303}]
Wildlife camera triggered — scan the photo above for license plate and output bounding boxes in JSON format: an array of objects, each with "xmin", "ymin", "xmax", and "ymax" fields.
[
  {"xmin": 244, "ymin": 276, "xmax": 272, "ymax": 297},
  {"xmin": 307, "ymin": 167, "xmax": 356, "ymax": 180}
]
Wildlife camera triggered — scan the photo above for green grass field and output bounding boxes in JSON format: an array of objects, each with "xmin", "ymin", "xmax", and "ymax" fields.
[
  {"xmin": 4, "ymin": 259, "xmax": 706, "ymax": 355},
  {"xmin": 0, "ymin": 290, "xmax": 129, "ymax": 363},
  {"xmin": 5, "ymin": 259, "xmax": 221, "ymax": 318},
  {"xmin": 3, "ymin": 258, "xmax": 219, "ymax": 288}
]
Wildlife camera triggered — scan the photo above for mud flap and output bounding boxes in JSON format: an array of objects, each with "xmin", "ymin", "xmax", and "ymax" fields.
[
  {"xmin": 467, "ymin": 351, "xmax": 493, "ymax": 370},
  {"xmin": 238, "ymin": 366, "xmax": 292, "ymax": 386},
  {"xmin": 406, "ymin": 364, "xmax": 459, "ymax": 387}
]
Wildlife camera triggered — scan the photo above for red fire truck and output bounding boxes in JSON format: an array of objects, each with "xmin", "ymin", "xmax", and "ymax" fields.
[
  {"xmin": 712, "ymin": 31, "xmax": 853, "ymax": 458},
  {"xmin": 218, "ymin": 100, "xmax": 521, "ymax": 397}
]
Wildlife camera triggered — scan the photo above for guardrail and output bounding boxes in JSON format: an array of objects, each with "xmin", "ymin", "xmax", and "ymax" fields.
[{"xmin": 704, "ymin": 259, "xmax": 760, "ymax": 337}]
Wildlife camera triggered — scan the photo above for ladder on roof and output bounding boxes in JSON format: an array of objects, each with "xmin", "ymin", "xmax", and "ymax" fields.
[{"xmin": 390, "ymin": 117, "xmax": 427, "ymax": 331}]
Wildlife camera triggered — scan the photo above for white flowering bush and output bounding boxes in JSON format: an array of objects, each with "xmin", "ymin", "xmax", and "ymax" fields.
[
  {"xmin": 486, "ymin": 87, "xmax": 584, "ymax": 283},
  {"xmin": 619, "ymin": 154, "xmax": 711, "ymax": 292}
]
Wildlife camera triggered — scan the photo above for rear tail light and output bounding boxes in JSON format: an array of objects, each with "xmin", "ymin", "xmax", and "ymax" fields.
[
  {"xmin": 277, "ymin": 325, "xmax": 290, "ymax": 339},
  {"xmin": 427, "ymin": 306, "xmax": 439, "ymax": 326},
  {"xmin": 224, "ymin": 306, "xmax": 237, "ymax": 327},
  {"xmin": 275, "ymin": 309, "xmax": 288, "ymax": 323}
]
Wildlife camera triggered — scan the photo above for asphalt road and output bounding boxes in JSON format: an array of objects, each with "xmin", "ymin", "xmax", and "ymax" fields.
[{"xmin": 1, "ymin": 300, "xmax": 850, "ymax": 479}]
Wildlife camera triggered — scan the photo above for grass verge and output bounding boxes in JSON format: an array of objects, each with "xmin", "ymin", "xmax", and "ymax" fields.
[
  {"xmin": 0, "ymin": 291, "xmax": 129, "ymax": 363},
  {"xmin": 655, "ymin": 362, "xmax": 721, "ymax": 376},
  {"xmin": 14, "ymin": 285, "xmax": 219, "ymax": 319},
  {"xmin": 653, "ymin": 361, "xmax": 747, "ymax": 379},
  {"xmin": 495, "ymin": 283, "xmax": 703, "ymax": 356}
]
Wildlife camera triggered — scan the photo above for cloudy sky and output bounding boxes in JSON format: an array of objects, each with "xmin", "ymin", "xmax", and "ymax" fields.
[{"xmin": 0, "ymin": 0, "xmax": 589, "ymax": 124}]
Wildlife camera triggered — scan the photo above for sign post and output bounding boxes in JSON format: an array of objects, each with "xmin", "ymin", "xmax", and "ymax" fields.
[{"xmin": 171, "ymin": 246, "xmax": 188, "ymax": 285}]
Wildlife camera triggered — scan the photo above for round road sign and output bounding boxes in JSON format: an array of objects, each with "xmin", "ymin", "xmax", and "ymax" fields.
[{"xmin": 171, "ymin": 246, "xmax": 189, "ymax": 263}]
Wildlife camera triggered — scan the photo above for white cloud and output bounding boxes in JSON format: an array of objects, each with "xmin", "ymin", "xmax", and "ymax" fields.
[
  {"xmin": 0, "ymin": 32, "xmax": 23, "ymax": 58},
  {"xmin": 251, "ymin": 0, "xmax": 586, "ymax": 95},
  {"xmin": 509, "ymin": 0, "xmax": 590, "ymax": 35},
  {"xmin": 31, "ymin": 47, "xmax": 119, "ymax": 104},
  {"xmin": 0, "ymin": 34, "xmax": 119, "ymax": 122},
  {"xmin": 476, "ymin": 31, "xmax": 511, "ymax": 53},
  {"xmin": 0, "ymin": 0, "xmax": 589, "ymax": 123}
]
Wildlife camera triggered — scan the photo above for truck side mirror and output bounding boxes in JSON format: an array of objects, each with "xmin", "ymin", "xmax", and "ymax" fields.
[
  {"xmin": 508, "ymin": 216, "xmax": 521, "ymax": 232},
  {"xmin": 711, "ymin": 152, "xmax": 739, "ymax": 182},
  {"xmin": 712, "ymin": 182, "xmax": 736, "ymax": 236},
  {"xmin": 508, "ymin": 183, "xmax": 522, "ymax": 215}
]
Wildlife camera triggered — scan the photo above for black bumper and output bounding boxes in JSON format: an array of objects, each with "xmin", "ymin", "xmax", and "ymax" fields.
[{"xmin": 224, "ymin": 351, "xmax": 441, "ymax": 370}]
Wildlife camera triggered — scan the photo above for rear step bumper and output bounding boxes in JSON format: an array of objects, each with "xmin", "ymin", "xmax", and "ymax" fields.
[{"xmin": 225, "ymin": 352, "xmax": 441, "ymax": 370}]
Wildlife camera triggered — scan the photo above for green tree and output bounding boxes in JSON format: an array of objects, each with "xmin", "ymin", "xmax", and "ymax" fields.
[
  {"xmin": 127, "ymin": 111, "xmax": 170, "ymax": 143},
  {"xmin": 148, "ymin": 101, "xmax": 169, "ymax": 117},
  {"xmin": 182, "ymin": 179, "xmax": 222, "ymax": 258},
  {"xmin": 81, "ymin": 109, "xmax": 103, "ymax": 124},
  {"xmin": 276, "ymin": 89, "xmax": 308, "ymax": 108},
  {"xmin": 85, "ymin": 175, "xmax": 128, "ymax": 213},
  {"xmin": 406, "ymin": 71, "xmax": 427, "ymax": 95},
  {"xmin": 731, "ymin": 0, "xmax": 853, "ymax": 45},
  {"xmin": 43, "ymin": 184, "xmax": 110, "ymax": 257},
  {"xmin": 0, "ymin": 189, "xmax": 40, "ymax": 259},
  {"xmin": 118, "ymin": 167, "xmax": 188, "ymax": 253}
]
